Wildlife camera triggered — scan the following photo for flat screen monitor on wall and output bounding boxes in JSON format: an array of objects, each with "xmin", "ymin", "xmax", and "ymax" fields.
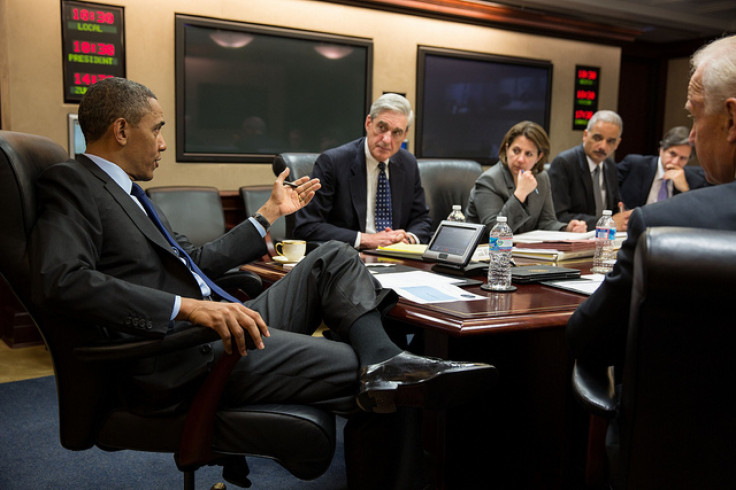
[
  {"xmin": 175, "ymin": 15, "xmax": 372, "ymax": 163},
  {"xmin": 415, "ymin": 46, "xmax": 552, "ymax": 166}
]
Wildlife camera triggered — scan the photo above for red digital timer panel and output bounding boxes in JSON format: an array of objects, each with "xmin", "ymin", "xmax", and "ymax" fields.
[
  {"xmin": 61, "ymin": 0, "xmax": 125, "ymax": 103},
  {"xmin": 572, "ymin": 65, "xmax": 600, "ymax": 130}
]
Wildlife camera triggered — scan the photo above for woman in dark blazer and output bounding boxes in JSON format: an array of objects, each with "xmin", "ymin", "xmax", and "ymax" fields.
[{"xmin": 466, "ymin": 121, "xmax": 587, "ymax": 236}]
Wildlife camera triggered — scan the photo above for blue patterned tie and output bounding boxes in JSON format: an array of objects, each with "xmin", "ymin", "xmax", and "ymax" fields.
[
  {"xmin": 658, "ymin": 179, "xmax": 669, "ymax": 201},
  {"xmin": 130, "ymin": 183, "xmax": 241, "ymax": 303},
  {"xmin": 375, "ymin": 162, "xmax": 392, "ymax": 231}
]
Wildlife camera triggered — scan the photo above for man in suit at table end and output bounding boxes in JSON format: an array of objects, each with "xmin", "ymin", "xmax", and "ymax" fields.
[
  {"xmin": 567, "ymin": 34, "xmax": 736, "ymax": 374},
  {"xmin": 548, "ymin": 110, "xmax": 633, "ymax": 231},
  {"xmin": 293, "ymin": 93, "xmax": 432, "ymax": 249},
  {"xmin": 29, "ymin": 77, "xmax": 496, "ymax": 426}
]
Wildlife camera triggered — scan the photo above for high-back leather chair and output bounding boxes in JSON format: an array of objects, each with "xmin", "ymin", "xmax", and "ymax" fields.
[
  {"xmin": 145, "ymin": 185, "xmax": 262, "ymax": 299},
  {"xmin": 572, "ymin": 226, "xmax": 736, "ymax": 489},
  {"xmin": 145, "ymin": 186, "xmax": 225, "ymax": 247},
  {"xmin": 417, "ymin": 159, "xmax": 483, "ymax": 231},
  {"xmin": 0, "ymin": 130, "xmax": 340, "ymax": 489},
  {"xmin": 272, "ymin": 153, "xmax": 319, "ymax": 238},
  {"xmin": 272, "ymin": 152, "xmax": 319, "ymax": 181}
]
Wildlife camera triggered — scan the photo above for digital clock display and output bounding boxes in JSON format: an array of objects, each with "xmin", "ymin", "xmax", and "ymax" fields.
[
  {"xmin": 61, "ymin": 0, "xmax": 125, "ymax": 103},
  {"xmin": 572, "ymin": 65, "xmax": 600, "ymax": 130}
]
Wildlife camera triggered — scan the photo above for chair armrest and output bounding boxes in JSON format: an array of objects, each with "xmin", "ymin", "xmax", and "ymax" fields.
[
  {"xmin": 216, "ymin": 269, "xmax": 263, "ymax": 300},
  {"xmin": 75, "ymin": 324, "xmax": 243, "ymax": 471},
  {"xmin": 176, "ymin": 350, "xmax": 242, "ymax": 470},
  {"xmin": 74, "ymin": 326, "xmax": 220, "ymax": 362},
  {"xmin": 572, "ymin": 360, "xmax": 618, "ymax": 418}
]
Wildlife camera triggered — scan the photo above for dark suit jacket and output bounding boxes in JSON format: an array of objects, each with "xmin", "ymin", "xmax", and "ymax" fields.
[
  {"xmin": 617, "ymin": 154, "xmax": 708, "ymax": 209},
  {"xmin": 293, "ymin": 138, "xmax": 432, "ymax": 244},
  {"xmin": 566, "ymin": 180, "xmax": 736, "ymax": 372},
  {"xmin": 465, "ymin": 162, "xmax": 566, "ymax": 236},
  {"xmin": 548, "ymin": 144, "xmax": 622, "ymax": 230},
  {"xmin": 30, "ymin": 156, "xmax": 267, "ymax": 409}
]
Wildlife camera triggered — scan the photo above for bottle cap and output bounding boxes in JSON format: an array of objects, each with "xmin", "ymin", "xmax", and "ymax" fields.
[
  {"xmin": 602, "ymin": 210, "xmax": 612, "ymax": 216},
  {"xmin": 452, "ymin": 204, "xmax": 461, "ymax": 210},
  {"xmin": 497, "ymin": 216, "xmax": 507, "ymax": 222}
]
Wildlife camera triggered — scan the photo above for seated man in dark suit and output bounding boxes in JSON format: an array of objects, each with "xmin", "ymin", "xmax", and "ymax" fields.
[
  {"xmin": 618, "ymin": 125, "xmax": 708, "ymax": 209},
  {"xmin": 293, "ymin": 93, "xmax": 432, "ymax": 249},
  {"xmin": 548, "ymin": 110, "xmax": 633, "ymax": 231},
  {"xmin": 567, "ymin": 34, "xmax": 736, "ymax": 374},
  {"xmin": 29, "ymin": 77, "xmax": 493, "ymax": 424}
]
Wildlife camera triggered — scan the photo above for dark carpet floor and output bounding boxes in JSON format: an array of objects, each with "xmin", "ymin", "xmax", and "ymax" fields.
[{"xmin": 0, "ymin": 375, "xmax": 348, "ymax": 489}]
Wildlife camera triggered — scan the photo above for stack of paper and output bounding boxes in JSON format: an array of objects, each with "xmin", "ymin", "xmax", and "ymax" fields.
[{"xmin": 512, "ymin": 230, "xmax": 626, "ymax": 262}]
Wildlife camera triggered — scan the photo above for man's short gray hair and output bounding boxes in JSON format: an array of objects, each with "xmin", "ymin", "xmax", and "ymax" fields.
[
  {"xmin": 586, "ymin": 110, "xmax": 623, "ymax": 135},
  {"xmin": 369, "ymin": 93, "xmax": 414, "ymax": 129}
]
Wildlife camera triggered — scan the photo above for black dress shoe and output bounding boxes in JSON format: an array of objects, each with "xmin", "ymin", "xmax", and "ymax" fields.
[{"xmin": 356, "ymin": 351, "xmax": 498, "ymax": 413}]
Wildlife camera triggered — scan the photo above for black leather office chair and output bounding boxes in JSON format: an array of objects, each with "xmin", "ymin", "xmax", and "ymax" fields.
[
  {"xmin": 239, "ymin": 185, "xmax": 286, "ymax": 247},
  {"xmin": 146, "ymin": 185, "xmax": 262, "ymax": 300},
  {"xmin": 145, "ymin": 186, "xmax": 226, "ymax": 248},
  {"xmin": 572, "ymin": 226, "xmax": 736, "ymax": 489},
  {"xmin": 0, "ymin": 130, "xmax": 341, "ymax": 489},
  {"xmin": 272, "ymin": 153, "xmax": 319, "ymax": 239},
  {"xmin": 417, "ymin": 159, "xmax": 483, "ymax": 231},
  {"xmin": 272, "ymin": 152, "xmax": 319, "ymax": 181}
]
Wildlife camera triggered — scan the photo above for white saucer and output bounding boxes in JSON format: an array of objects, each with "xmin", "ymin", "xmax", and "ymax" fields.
[{"xmin": 273, "ymin": 255, "xmax": 304, "ymax": 264}]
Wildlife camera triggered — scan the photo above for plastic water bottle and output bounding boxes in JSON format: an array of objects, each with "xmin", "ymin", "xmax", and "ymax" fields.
[
  {"xmin": 447, "ymin": 204, "xmax": 465, "ymax": 222},
  {"xmin": 488, "ymin": 216, "xmax": 513, "ymax": 290},
  {"xmin": 592, "ymin": 210, "xmax": 617, "ymax": 274}
]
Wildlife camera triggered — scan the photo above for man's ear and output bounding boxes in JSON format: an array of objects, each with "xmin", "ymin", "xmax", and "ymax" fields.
[
  {"xmin": 726, "ymin": 98, "xmax": 736, "ymax": 143},
  {"xmin": 112, "ymin": 117, "xmax": 128, "ymax": 146}
]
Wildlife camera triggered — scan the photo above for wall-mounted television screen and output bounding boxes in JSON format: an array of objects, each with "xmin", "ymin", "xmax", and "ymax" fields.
[
  {"xmin": 175, "ymin": 15, "xmax": 372, "ymax": 163},
  {"xmin": 415, "ymin": 46, "xmax": 552, "ymax": 166}
]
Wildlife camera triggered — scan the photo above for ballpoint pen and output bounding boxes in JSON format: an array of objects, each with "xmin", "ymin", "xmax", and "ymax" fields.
[{"xmin": 283, "ymin": 180, "xmax": 299, "ymax": 189}]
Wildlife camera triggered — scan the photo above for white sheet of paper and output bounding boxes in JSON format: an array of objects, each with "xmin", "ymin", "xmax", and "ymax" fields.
[
  {"xmin": 543, "ymin": 274, "xmax": 605, "ymax": 295},
  {"xmin": 372, "ymin": 271, "xmax": 485, "ymax": 304}
]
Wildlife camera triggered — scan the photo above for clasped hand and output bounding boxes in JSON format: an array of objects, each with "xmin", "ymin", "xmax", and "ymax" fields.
[
  {"xmin": 361, "ymin": 227, "xmax": 412, "ymax": 249},
  {"xmin": 663, "ymin": 166, "xmax": 690, "ymax": 192}
]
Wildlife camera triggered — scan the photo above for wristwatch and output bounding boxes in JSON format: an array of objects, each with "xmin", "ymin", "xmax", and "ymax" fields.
[{"xmin": 252, "ymin": 212, "xmax": 271, "ymax": 231}]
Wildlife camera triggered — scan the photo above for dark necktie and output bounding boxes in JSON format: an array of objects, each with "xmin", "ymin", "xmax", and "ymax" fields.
[
  {"xmin": 592, "ymin": 165, "xmax": 604, "ymax": 217},
  {"xmin": 130, "ymin": 183, "xmax": 240, "ymax": 304},
  {"xmin": 375, "ymin": 162, "xmax": 392, "ymax": 231},
  {"xmin": 658, "ymin": 179, "xmax": 669, "ymax": 201}
]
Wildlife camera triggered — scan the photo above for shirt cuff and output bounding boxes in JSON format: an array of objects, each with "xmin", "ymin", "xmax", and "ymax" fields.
[
  {"xmin": 354, "ymin": 232, "xmax": 362, "ymax": 249},
  {"xmin": 248, "ymin": 216, "xmax": 267, "ymax": 238},
  {"xmin": 171, "ymin": 295, "xmax": 181, "ymax": 321},
  {"xmin": 407, "ymin": 232, "xmax": 419, "ymax": 244}
]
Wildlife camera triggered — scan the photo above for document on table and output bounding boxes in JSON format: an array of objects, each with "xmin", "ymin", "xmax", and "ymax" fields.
[
  {"xmin": 371, "ymin": 270, "xmax": 486, "ymax": 304},
  {"xmin": 540, "ymin": 274, "xmax": 606, "ymax": 296},
  {"xmin": 514, "ymin": 229, "xmax": 596, "ymax": 243}
]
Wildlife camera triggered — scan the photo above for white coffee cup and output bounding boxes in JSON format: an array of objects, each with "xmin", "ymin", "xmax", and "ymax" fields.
[{"xmin": 275, "ymin": 239, "xmax": 306, "ymax": 262}]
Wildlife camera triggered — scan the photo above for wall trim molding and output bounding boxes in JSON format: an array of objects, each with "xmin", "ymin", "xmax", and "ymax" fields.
[{"xmin": 320, "ymin": 0, "xmax": 641, "ymax": 43}]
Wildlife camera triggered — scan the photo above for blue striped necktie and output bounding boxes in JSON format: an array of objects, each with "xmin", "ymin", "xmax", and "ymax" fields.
[
  {"xmin": 658, "ymin": 179, "xmax": 669, "ymax": 201},
  {"xmin": 375, "ymin": 162, "xmax": 392, "ymax": 231},
  {"xmin": 130, "ymin": 183, "xmax": 240, "ymax": 303}
]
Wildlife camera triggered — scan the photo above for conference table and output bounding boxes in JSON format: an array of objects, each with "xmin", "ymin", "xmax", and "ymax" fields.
[{"xmin": 243, "ymin": 252, "xmax": 595, "ymax": 489}]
